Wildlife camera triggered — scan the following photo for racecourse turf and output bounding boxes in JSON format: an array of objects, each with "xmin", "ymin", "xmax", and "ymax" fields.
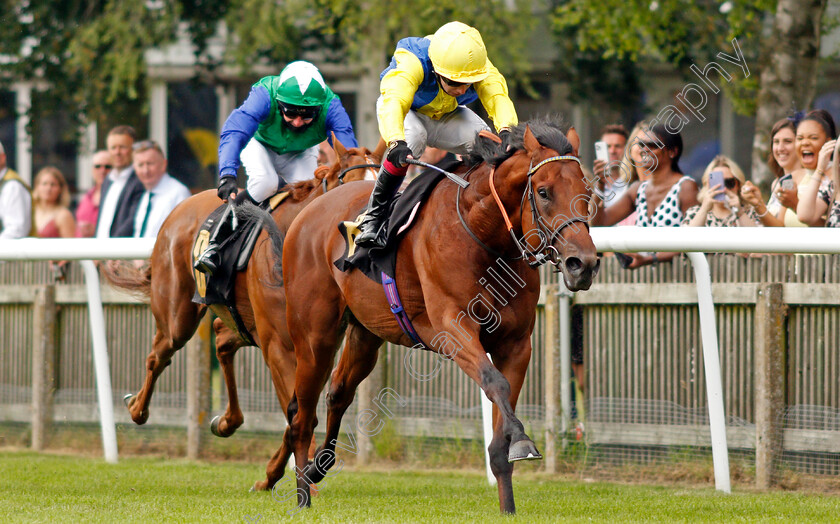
[{"xmin": 2, "ymin": 451, "xmax": 839, "ymax": 523}]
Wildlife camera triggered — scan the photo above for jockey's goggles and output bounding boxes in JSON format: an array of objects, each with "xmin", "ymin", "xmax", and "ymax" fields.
[
  {"xmin": 279, "ymin": 102, "xmax": 320, "ymax": 121},
  {"xmin": 437, "ymin": 74, "xmax": 470, "ymax": 89}
]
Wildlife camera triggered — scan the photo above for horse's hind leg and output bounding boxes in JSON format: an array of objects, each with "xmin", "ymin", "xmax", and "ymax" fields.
[
  {"xmin": 209, "ymin": 318, "xmax": 247, "ymax": 437},
  {"xmin": 303, "ymin": 321, "xmax": 382, "ymax": 484},
  {"xmin": 126, "ymin": 300, "xmax": 205, "ymax": 425}
]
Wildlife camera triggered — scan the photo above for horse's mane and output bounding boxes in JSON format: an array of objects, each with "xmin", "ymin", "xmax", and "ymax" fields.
[
  {"xmin": 287, "ymin": 165, "xmax": 332, "ymax": 202},
  {"xmin": 236, "ymin": 200, "xmax": 285, "ymax": 286},
  {"xmin": 469, "ymin": 115, "xmax": 573, "ymax": 167}
]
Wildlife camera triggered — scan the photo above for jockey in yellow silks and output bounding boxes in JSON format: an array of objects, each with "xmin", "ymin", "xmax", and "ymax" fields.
[{"xmin": 355, "ymin": 21, "xmax": 518, "ymax": 249}]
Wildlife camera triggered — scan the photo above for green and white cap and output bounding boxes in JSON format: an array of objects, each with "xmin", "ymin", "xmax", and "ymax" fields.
[{"xmin": 275, "ymin": 61, "xmax": 328, "ymax": 107}]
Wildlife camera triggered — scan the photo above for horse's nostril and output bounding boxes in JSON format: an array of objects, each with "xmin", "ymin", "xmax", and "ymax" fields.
[
  {"xmin": 565, "ymin": 257, "xmax": 583, "ymax": 274},
  {"xmin": 592, "ymin": 258, "xmax": 601, "ymax": 276}
]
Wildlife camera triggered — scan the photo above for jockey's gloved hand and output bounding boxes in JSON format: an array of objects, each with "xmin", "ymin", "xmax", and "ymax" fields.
[
  {"xmin": 386, "ymin": 140, "xmax": 412, "ymax": 169},
  {"xmin": 499, "ymin": 129, "xmax": 512, "ymax": 152},
  {"xmin": 217, "ymin": 175, "xmax": 238, "ymax": 202}
]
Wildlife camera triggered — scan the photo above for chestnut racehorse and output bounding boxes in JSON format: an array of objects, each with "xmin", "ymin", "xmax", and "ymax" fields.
[
  {"xmin": 110, "ymin": 139, "xmax": 382, "ymax": 479},
  {"xmin": 276, "ymin": 118, "xmax": 600, "ymax": 514}
]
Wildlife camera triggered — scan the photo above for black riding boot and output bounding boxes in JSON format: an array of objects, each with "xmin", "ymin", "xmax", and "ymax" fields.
[
  {"xmin": 194, "ymin": 199, "xmax": 238, "ymax": 275},
  {"xmin": 194, "ymin": 192, "xmax": 264, "ymax": 275},
  {"xmin": 355, "ymin": 167, "xmax": 404, "ymax": 249}
]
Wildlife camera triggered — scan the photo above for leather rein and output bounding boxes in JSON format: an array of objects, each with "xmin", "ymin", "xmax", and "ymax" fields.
[{"xmin": 322, "ymin": 162, "xmax": 381, "ymax": 192}]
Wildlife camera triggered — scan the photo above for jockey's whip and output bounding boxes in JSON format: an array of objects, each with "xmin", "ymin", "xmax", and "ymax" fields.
[
  {"xmin": 406, "ymin": 159, "xmax": 470, "ymax": 188},
  {"xmin": 229, "ymin": 201, "xmax": 238, "ymax": 230}
]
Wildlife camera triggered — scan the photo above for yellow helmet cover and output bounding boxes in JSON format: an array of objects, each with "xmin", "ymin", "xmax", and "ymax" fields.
[{"xmin": 428, "ymin": 21, "xmax": 489, "ymax": 83}]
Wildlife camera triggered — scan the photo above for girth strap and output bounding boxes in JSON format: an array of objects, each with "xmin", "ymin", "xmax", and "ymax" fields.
[{"xmin": 381, "ymin": 272, "xmax": 430, "ymax": 350}]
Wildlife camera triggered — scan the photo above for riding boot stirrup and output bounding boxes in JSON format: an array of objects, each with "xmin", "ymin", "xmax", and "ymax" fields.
[{"xmin": 355, "ymin": 168, "xmax": 404, "ymax": 249}]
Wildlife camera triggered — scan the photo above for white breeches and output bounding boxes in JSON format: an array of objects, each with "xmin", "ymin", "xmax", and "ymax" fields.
[
  {"xmin": 376, "ymin": 96, "xmax": 491, "ymax": 159},
  {"xmin": 240, "ymin": 138, "xmax": 319, "ymax": 202}
]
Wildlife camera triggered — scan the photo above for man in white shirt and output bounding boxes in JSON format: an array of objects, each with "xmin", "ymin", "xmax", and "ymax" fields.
[
  {"xmin": 593, "ymin": 124, "xmax": 630, "ymax": 203},
  {"xmin": 0, "ymin": 139, "xmax": 34, "ymax": 239},
  {"xmin": 131, "ymin": 140, "xmax": 191, "ymax": 238},
  {"xmin": 96, "ymin": 126, "xmax": 145, "ymax": 238}
]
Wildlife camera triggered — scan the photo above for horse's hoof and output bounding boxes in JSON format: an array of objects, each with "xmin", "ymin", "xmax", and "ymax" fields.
[
  {"xmin": 508, "ymin": 439, "xmax": 542, "ymax": 462},
  {"xmin": 251, "ymin": 480, "xmax": 269, "ymax": 492},
  {"xmin": 123, "ymin": 393, "xmax": 134, "ymax": 408},
  {"xmin": 210, "ymin": 415, "xmax": 230, "ymax": 438}
]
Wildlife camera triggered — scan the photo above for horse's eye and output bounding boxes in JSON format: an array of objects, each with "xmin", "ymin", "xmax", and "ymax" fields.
[{"xmin": 537, "ymin": 187, "xmax": 550, "ymax": 199}]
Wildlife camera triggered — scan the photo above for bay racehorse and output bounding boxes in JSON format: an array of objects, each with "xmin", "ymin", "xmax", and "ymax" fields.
[
  {"xmin": 275, "ymin": 118, "xmax": 600, "ymax": 514},
  {"xmin": 108, "ymin": 138, "xmax": 383, "ymax": 477}
]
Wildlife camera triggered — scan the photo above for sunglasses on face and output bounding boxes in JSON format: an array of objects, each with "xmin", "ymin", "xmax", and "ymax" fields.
[
  {"xmin": 723, "ymin": 177, "xmax": 739, "ymax": 190},
  {"xmin": 93, "ymin": 164, "xmax": 113, "ymax": 169},
  {"xmin": 279, "ymin": 102, "xmax": 319, "ymax": 120},
  {"xmin": 638, "ymin": 141, "xmax": 664, "ymax": 150},
  {"xmin": 438, "ymin": 75, "xmax": 470, "ymax": 89}
]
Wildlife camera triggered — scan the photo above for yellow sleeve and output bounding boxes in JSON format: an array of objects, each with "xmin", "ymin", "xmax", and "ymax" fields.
[
  {"xmin": 377, "ymin": 49, "xmax": 425, "ymax": 144},
  {"xmin": 474, "ymin": 59, "xmax": 518, "ymax": 132}
]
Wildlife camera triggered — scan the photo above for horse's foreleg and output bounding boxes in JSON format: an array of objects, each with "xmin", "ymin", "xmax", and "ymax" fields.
[
  {"xmin": 270, "ymin": 327, "xmax": 336, "ymax": 509},
  {"xmin": 288, "ymin": 359, "xmax": 332, "ymax": 510},
  {"xmin": 485, "ymin": 340, "xmax": 533, "ymax": 515},
  {"xmin": 210, "ymin": 318, "xmax": 246, "ymax": 437},
  {"xmin": 303, "ymin": 322, "xmax": 382, "ymax": 484},
  {"xmin": 252, "ymin": 395, "xmax": 299, "ymax": 492},
  {"xmin": 451, "ymin": 343, "xmax": 535, "ymax": 454}
]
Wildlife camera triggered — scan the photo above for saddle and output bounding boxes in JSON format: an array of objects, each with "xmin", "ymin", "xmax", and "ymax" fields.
[
  {"xmin": 335, "ymin": 170, "xmax": 447, "ymax": 284},
  {"xmin": 191, "ymin": 192, "xmax": 291, "ymax": 341}
]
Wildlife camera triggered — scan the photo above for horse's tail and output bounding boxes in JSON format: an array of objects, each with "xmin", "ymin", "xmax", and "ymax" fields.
[
  {"xmin": 100, "ymin": 261, "xmax": 152, "ymax": 298},
  {"xmin": 235, "ymin": 201, "xmax": 284, "ymax": 285}
]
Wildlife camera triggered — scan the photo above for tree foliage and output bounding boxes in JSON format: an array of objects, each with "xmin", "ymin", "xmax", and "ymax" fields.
[
  {"xmin": 303, "ymin": 0, "xmax": 537, "ymax": 89},
  {"xmin": 551, "ymin": 0, "xmax": 774, "ymax": 113},
  {"xmin": 0, "ymin": 1, "xmax": 189, "ymax": 129},
  {"xmin": 0, "ymin": 0, "xmax": 537, "ymax": 132}
]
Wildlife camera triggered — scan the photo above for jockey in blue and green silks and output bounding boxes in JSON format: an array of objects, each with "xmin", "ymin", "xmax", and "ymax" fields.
[
  {"xmin": 355, "ymin": 21, "xmax": 519, "ymax": 249},
  {"xmin": 217, "ymin": 61, "xmax": 357, "ymax": 204},
  {"xmin": 194, "ymin": 60, "xmax": 358, "ymax": 276}
]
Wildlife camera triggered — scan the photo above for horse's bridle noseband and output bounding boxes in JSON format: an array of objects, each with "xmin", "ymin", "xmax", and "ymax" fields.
[{"xmin": 518, "ymin": 155, "xmax": 590, "ymax": 269}]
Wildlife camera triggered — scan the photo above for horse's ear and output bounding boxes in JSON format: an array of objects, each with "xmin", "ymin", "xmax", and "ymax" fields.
[
  {"xmin": 313, "ymin": 165, "xmax": 331, "ymax": 180},
  {"xmin": 478, "ymin": 129, "xmax": 502, "ymax": 144},
  {"xmin": 567, "ymin": 127, "xmax": 580, "ymax": 157},
  {"xmin": 371, "ymin": 137, "xmax": 388, "ymax": 163},
  {"xmin": 332, "ymin": 132, "xmax": 347, "ymax": 157},
  {"xmin": 523, "ymin": 125, "xmax": 540, "ymax": 156}
]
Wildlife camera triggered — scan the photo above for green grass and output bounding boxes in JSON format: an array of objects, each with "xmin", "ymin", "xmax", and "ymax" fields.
[{"xmin": 2, "ymin": 451, "xmax": 840, "ymax": 523}]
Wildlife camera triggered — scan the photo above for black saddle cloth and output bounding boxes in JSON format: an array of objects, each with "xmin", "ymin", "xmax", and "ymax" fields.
[{"xmin": 335, "ymin": 171, "xmax": 447, "ymax": 284}]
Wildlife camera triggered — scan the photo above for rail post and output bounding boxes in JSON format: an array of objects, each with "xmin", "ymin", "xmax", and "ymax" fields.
[
  {"xmin": 754, "ymin": 283, "xmax": 786, "ymax": 489},
  {"xmin": 31, "ymin": 284, "xmax": 57, "ymax": 451}
]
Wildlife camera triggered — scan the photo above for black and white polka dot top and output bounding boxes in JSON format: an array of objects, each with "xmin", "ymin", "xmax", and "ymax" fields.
[{"xmin": 635, "ymin": 176, "xmax": 694, "ymax": 227}]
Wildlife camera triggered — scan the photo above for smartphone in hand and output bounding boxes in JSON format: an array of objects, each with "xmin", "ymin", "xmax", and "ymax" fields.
[
  {"xmin": 614, "ymin": 252, "xmax": 633, "ymax": 269},
  {"xmin": 708, "ymin": 170, "xmax": 727, "ymax": 201},
  {"xmin": 594, "ymin": 141, "xmax": 609, "ymax": 162}
]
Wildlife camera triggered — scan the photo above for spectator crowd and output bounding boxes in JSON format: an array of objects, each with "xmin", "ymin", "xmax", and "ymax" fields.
[{"xmin": 586, "ymin": 108, "xmax": 840, "ymax": 268}]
